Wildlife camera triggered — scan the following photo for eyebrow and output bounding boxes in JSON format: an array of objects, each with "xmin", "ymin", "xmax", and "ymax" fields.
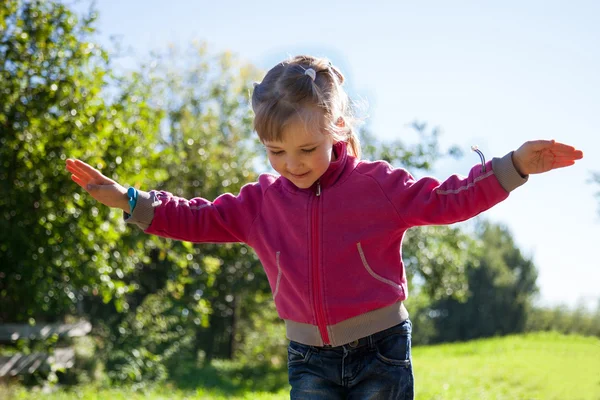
[{"xmin": 265, "ymin": 142, "xmax": 318, "ymax": 150}]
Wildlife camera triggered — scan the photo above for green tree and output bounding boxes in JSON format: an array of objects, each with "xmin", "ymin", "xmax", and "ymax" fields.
[
  {"xmin": 0, "ymin": 0, "xmax": 268, "ymax": 383},
  {"xmin": 426, "ymin": 221, "xmax": 538, "ymax": 342},
  {"xmin": 526, "ymin": 300, "xmax": 600, "ymax": 338},
  {"xmin": 92, "ymin": 44, "xmax": 276, "ymax": 383},
  {"xmin": 0, "ymin": 0, "xmax": 165, "ymax": 324},
  {"xmin": 137, "ymin": 45, "xmax": 268, "ymax": 366}
]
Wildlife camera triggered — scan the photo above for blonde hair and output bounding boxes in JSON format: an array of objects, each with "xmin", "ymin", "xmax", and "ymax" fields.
[{"xmin": 251, "ymin": 55, "xmax": 361, "ymax": 158}]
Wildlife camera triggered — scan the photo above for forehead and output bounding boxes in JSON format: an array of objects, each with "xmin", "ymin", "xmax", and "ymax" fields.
[{"xmin": 264, "ymin": 116, "xmax": 328, "ymax": 147}]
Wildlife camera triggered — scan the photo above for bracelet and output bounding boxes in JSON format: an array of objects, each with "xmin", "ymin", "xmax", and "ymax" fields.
[{"xmin": 127, "ymin": 186, "xmax": 138, "ymax": 214}]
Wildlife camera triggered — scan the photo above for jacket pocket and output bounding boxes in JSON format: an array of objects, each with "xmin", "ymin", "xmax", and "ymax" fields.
[
  {"xmin": 356, "ymin": 242, "xmax": 401, "ymax": 290},
  {"xmin": 273, "ymin": 251, "xmax": 282, "ymax": 300}
]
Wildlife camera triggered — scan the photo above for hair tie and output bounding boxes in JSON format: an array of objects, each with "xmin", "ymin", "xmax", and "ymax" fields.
[{"xmin": 304, "ymin": 68, "xmax": 316, "ymax": 81}]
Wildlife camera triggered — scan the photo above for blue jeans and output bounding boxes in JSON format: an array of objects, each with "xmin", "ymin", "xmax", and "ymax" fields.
[{"xmin": 287, "ymin": 319, "xmax": 414, "ymax": 399}]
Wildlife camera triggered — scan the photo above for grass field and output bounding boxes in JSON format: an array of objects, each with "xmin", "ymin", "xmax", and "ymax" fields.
[
  {"xmin": 414, "ymin": 332, "xmax": 600, "ymax": 399},
  {"xmin": 3, "ymin": 332, "xmax": 599, "ymax": 399}
]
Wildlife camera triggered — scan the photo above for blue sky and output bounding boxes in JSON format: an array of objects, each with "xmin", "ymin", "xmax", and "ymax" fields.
[{"xmin": 83, "ymin": 0, "xmax": 599, "ymax": 308}]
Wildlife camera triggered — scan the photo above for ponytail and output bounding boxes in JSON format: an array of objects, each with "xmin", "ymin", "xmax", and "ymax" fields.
[{"xmin": 345, "ymin": 131, "xmax": 361, "ymax": 159}]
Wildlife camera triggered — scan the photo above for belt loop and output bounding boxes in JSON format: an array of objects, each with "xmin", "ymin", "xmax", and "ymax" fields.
[{"xmin": 368, "ymin": 335, "xmax": 374, "ymax": 350}]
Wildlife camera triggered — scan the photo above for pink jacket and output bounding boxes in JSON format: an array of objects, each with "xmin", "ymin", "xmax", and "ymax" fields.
[{"xmin": 126, "ymin": 142, "xmax": 527, "ymax": 346}]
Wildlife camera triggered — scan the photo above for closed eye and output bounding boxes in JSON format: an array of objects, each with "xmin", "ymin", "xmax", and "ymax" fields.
[{"xmin": 269, "ymin": 147, "xmax": 316, "ymax": 155}]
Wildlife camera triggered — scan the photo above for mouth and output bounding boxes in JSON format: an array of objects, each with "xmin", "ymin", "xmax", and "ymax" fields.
[{"xmin": 290, "ymin": 171, "xmax": 310, "ymax": 179}]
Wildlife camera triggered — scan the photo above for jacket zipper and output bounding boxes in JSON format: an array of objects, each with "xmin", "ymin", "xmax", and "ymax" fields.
[{"xmin": 311, "ymin": 181, "xmax": 330, "ymax": 345}]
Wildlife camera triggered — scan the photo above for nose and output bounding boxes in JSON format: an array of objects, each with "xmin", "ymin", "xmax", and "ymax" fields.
[{"xmin": 285, "ymin": 156, "xmax": 303, "ymax": 172}]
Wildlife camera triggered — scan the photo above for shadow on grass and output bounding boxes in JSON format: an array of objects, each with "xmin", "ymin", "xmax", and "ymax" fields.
[{"xmin": 169, "ymin": 360, "xmax": 289, "ymax": 396}]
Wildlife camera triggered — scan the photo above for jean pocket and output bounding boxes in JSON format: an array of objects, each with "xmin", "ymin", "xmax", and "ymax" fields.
[
  {"xmin": 287, "ymin": 341, "xmax": 312, "ymax": 367},
  {"xmin": 375, "ymin": 329, "xmax": 411, "ymax": 367}
]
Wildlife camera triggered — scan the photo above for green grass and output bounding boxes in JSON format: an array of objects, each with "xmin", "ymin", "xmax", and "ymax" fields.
[
  {"xmin": 413, "ymin": 332, "xmax": 600, "ymax": 399},
  {"xmin": 3, "ymin": 332, "xmax": 599, "ymax": 399},
  {"xmin": 2, "ymin": 386, "xmax": 288, "ymax": 400}
]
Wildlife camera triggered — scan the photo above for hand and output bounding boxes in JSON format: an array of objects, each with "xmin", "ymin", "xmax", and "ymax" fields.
[
  {"xmin": 512, "ymin": 140, "xmax": 584, "ymax": 176},
  {"xmin": 65, "ymin": 159, "xmax": 129, "ymax": 211}
]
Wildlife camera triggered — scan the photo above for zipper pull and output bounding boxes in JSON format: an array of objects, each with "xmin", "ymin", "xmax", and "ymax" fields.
[
  {"xmin": 471, "ymin": 145, "xmax": 486, "ymax": 173},
  {"xmin": 315, "ymin": 181, "xmax": 321, "ymax": 197}
]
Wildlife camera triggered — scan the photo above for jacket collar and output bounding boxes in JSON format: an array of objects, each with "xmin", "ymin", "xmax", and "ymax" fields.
[
  {"xmin": 319, "ymin": 140, "xmax": 348, "ymax": 188},
  {"xmin": 279, "ymin": 141, "xmax": 351, "ymax": 195}
]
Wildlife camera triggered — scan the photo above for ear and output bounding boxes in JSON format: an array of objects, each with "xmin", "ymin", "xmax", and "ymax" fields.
[{"xmin": 336, "ymin": 117, "xmax": 346, "ymax": 128}]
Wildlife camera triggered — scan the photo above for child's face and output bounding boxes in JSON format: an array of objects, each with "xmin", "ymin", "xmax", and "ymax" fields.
[{"xmin": 263, "ymin": 120, "xmax": 336, "ymax": 189}]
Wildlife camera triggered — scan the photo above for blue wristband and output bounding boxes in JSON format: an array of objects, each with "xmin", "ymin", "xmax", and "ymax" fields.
[{"xmin": 127, "ymin": 187, "xmax": 138, "ymax": 214}]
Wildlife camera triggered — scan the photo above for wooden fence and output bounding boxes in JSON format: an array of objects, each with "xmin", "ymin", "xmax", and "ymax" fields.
[{"xmin": 0, "ymin": 321, "xmax": 91, "ymax": 378}]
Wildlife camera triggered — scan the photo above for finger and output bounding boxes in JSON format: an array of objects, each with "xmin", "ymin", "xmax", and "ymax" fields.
[
  {"xmin": 66, "ymin": 162, "xmax": 95, "ymax": 183},
  {"xmin": 68, "ymin": 170, "xmax": 93, "ymax": 186},
  {"xmin": 71, "ymin": 160, "xmax": 117, "ymax": 185},
  {"xmin": 72, "ymin": 159, "xmax": 107, "ymax": 180},
  {"xmin": 546, "ymin": 155, "xmax": 584, "ymax": 163},
  {"xmin": 546, "ymin": 142, "xmax": 580, "ymax": 153},
  {"xmin": 66, "ymin": 161, "xmax": 84, "ymax": 174},
  {"xmin": 538, "ymin": 142, "xmax": 584, "ymax": 160},
  {"xmin": 549, "ymin": 148, "xmax": 584, "ymax": 159},
  {"xmin": 550, "ymin": 160, "xmax": 576, "ymax": 169},
  {"xmin": 70, "ymin": 174, "xmax": 89, "ymax": 191},
  {"xmin": 66, "ymin": 159, "xmax": 88, "ymax": 172}
]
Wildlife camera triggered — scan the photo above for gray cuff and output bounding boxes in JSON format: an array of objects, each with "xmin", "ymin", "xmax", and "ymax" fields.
[
  {"xmin": 123, "ymin": 190, "xmax": 161, "ymax": 231},
  {"xmin": 491, "ymin": 151, "xmax": 529, "ymax": 193}
]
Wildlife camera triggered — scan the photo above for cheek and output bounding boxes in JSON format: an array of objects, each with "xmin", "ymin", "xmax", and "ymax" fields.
[
  {"xmin": 267, "ymin": 155, "xmax": 282, "ymax": 171},
  {"xmin": 316, "ymin": 149, "xmax": 333, "ymax": 166}
]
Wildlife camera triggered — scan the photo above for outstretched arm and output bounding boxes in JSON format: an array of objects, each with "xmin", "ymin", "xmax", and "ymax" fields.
[
  {"xmin": 66, "ymin": 158, "xmax": 265, "ymax": 244},
  {"xmin": 368, "ymin": 140, "xmax": 583, "ymax": 228},
  {"xmin": 512, "ymin": 140, "xmax": 583, "ymax": 176}
]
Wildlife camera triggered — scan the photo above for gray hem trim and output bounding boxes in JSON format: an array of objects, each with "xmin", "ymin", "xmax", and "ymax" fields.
[
  {"xmin": 284, "ymin": 302, "xmax": 409, "ymax": 347},
  {"xmin": 123, "ymin": 190, "xmax": 160, "ymax": 231},
  {"xmin": 492, "ymin": 151, "xmax": 529, "ymax": 192}
]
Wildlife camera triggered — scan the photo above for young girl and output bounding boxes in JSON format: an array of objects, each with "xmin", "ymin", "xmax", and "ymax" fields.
[{"xmin": 66, "ymin": 55, "xmax": 583, "ymax": 399}]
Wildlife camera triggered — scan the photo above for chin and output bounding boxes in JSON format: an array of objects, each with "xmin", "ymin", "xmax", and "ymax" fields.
[
  {"xmin": 287, "ymin": 176, "xmax": 316, "ymax": 189},
  {"xmin": 292, "ymin": 180, "xmax": 314, "ymax": 189}
]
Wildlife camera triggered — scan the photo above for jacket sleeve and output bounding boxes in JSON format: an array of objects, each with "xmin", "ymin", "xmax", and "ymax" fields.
[
  {"xmin": 371, "ymin": 151, "xmax": 528, "ymax": 228},
  {"xmin": 123, "ymin": 181, "xmax": 264, "ymax": 244}
]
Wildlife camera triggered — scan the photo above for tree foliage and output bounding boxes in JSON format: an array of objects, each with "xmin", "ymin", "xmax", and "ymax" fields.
[
  {"xmin": 0, "ymin": 0, "xmax": 164, "ymax": 324},
  {"xmin": 0, "ymin": 0, "xmax": 269, "ymax": 383},
  {"xmin": 421, "ymin": 221, "xmax": 539, "ymax": 343}
]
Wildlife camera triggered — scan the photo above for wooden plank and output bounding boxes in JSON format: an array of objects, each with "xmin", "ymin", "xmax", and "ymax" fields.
[
  {"xmin": 0, "ymin": 348, "xmax": 76, "ymax": 377},
  {"xmin": 0, "ymin": 354, "xmax": 24, "ymax": 377},
  {"xmin": 0, "ymin": 321, "xmax": 91, "ymax": 342}
]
